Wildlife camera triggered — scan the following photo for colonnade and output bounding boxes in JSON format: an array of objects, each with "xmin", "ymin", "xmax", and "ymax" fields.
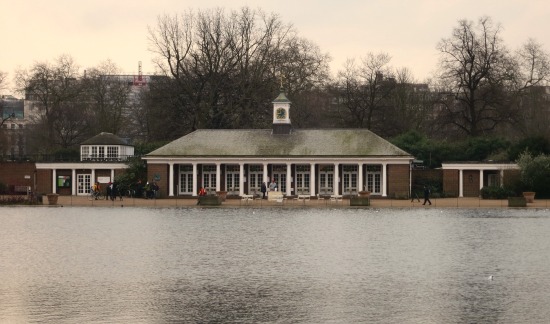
[{"xmin": 165, "ymin": 161, "xmax": 389, "ymax": 198}]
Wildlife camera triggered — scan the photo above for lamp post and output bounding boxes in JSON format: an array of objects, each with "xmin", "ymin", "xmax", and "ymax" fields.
[{"xmin": 0, "ymin": 112, "xmax": 16, "ymax": 127}]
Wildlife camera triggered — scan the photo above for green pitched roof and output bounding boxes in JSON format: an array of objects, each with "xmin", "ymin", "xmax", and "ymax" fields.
[
  {"xmin": 81, "ymin": 132, "xmax": 130, "ymax": 146},
  {"xmin": 146, "ymin": 129, "xmax": 411, "ymax": 157},
  {"xmin": 272, "ymin": 92, "xmax": 291, "ymax": 103}
]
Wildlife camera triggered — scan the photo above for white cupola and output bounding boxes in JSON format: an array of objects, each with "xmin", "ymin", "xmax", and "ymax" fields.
[{"xmin": 272, "ymin": 90, "xmax": 292, "ymax": 135}]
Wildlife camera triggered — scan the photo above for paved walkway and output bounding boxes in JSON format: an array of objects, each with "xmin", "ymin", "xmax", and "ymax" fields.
[{"xmin": 48, "ymin": 195, "xmax": 550, "ymax": 209}]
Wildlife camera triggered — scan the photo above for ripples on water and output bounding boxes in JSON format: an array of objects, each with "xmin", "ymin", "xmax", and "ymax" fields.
[{"xmin": 1, "ymin": 207, "xmax": 549, "ymax": 323}]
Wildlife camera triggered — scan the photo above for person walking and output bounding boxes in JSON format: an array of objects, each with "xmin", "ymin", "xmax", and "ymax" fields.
[
  {"xmin": 422, "ymin": 185, "xmax": 432, "ymax": 205},
  {"xmin": 261, "ymin": 182, "xmax": 267, "ymax": 199}
]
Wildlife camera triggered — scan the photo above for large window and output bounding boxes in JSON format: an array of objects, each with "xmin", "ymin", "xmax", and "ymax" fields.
[
  {"xmin": 107, "ymin": 146, "xmax": 118, "ymax": 159},
  {"xmin": 225, "ymin": 165, "xmax": 240, "ymax": 194},
  {"xmin": 295, "ymin": 165, "xmax": 311, "ymax": 194},
  {"xmin": 342, "ymin": 165, "xmax": 358, "ymax": 194},
  {"xmin": 248, "ymin": 165, "xmax": 263, "ymax": 195},
  {"xmin": 202, "ymin": 165, "xmax": 217, "ymax": 193},
  {"xmin": 366, "ymin": 165, "xmax": 381, "ymax": 194},
  {"xmin": 319, "ymin": 165, "xmax": 334, "ymax": 195},
  {"xmin": 179, "ymin": 165, "xmax": 193, "ymax": 194}
]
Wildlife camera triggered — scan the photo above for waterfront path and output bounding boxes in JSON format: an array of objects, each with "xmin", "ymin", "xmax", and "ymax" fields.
[{"xmin": 49, "ymin": 195, "xmax": 550, "ymax": 209}]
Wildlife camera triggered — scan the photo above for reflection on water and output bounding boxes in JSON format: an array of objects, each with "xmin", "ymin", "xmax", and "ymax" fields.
[{"xmin": 1, "ymin": 207, "xmax": 549, "ymax": 323}]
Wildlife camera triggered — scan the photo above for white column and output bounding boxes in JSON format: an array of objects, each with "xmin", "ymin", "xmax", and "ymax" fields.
[
  {"xmin": 239, "ymin": 163, "xmax": 245, "ymax": 196},
  {"xmin": 71, "ymin": 169, "xmax": 76, "ymax": 195},
  {"xmin": 310, "ymin": 163, "xmax": 316, "ymax": 197},
  {"xmin": 91, "ymin": 169, "xmax": 96, "ymax": 186},
  {"xmin": 52, "ymin": 169, "xmax": 57, "ymax": 194},
  {"xmin": 479, "ymin": 170, "xmax": 484, "ymax": 191},
  {"xmin": 263, "ymin": 163, "xmax": 269, "ymax": 183},
  {"xmin": 459, "ymin": 169, "xmax": 464, "ymax": 197},
  {"xmin": 216, "ymin": 163, "xmax": 221, "ymax": 192},
  {"xmin": 286, "ymin": 163, "xmax": 292, "ymax": 196},
  {"xmin": 500, "ymin": 169, "xmax": 504, "ymax": 187},
  {"xmin": 382, "ymin": 163, "xmax": 388, "ymax": 197},
  {"xmin": 111, "ymin": 169, "xmax": 115, "ymax": 182},
  {"xmin": 169, "ymin": 162, "xmax": 174, "ymax": 197},
  {"xmin": 192, "ymin": 163, "xmax": 198, "ymax": 197},
  {"xmin": 334, "ymin": 163, "xmax": 340, "ymax": 196},
  {"xmin": 358, "ymin": 163, "xmax": 364, "ymax": 192}
]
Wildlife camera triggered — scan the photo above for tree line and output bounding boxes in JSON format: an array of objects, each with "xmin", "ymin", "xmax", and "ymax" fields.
[{"xmin": 2, "ymin": 9, "xmax": 550, "ymax": 165}]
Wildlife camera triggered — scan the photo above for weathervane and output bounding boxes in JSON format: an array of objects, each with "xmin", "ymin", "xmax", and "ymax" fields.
[{"xmin": 279, "ymin": 72, "xmax": 285, "ymax": 91}]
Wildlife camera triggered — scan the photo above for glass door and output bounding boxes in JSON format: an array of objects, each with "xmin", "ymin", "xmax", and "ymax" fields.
[
  {"xmin": 225, "ymin": 165, "xmax": 240, "ymax": 195},
  {"xmin": 295, "ymin": 165, "xmax": 310, "ymax": 195},
  {"xmin": 318, "ymin": 165, "xmax": 334, "ymax": 195},
  {"xmin": 179, "ymin": 165, "xmax": 193, "ymax": 194},
  {"xmin": 248, "ymin": 165, "xmax": 263, "ymax": 195},
  {"xmin": 366, "ymin": 165, "xmax": 381, "ymax": 194},
  {"xmin": 202, "ymin": 165, "xmax": 217, "ymax": 193},
  {"xmin": 272, "ymin": 164, "xmax": 287, "ymax": 193},
  {"xmin": 342, "ymin": 165, "xmax": 358, "ymax": 194},
  {"xmin": 77, "ymin": 174, "xmax": 91, "ymax": 195}
]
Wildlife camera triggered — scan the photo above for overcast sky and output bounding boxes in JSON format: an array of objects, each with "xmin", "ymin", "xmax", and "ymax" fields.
[{"xmin": 1, "ymin": 0, "xmax": 548, "ymax": 95}]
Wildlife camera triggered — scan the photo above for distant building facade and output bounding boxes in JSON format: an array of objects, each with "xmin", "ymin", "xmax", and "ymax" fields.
[
  {"xmin": 144, "ymin": 91, "xmax": 415, "ymax": 198},
  {"xmin": 35, "ymin": 132, "xmax": 133, "ymax": 195}
]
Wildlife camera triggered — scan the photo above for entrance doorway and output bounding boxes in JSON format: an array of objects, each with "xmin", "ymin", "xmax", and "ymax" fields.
[
  {"xmin": 295, "ymin": 165, "xmax": 310, "ymax": 195},
  {"xmin": 365, "ymin": 165, "xmax": 381, "ymax": 194},
  {"xmin": 225, "ymin": 165, "xmax": 240, "ymax": 195},
  {"xmin": 271, "ymin": 164, "xmax": 287, "ymax": 193},
  {"xmin": 342, "ymin": 165, "xmax": 358, "ymax": 194},
  {"xmin": 77, "ymin": 174, "xmax": 91, "ymax": 195},
  {"xmin": 318, "ymin": 165, "xmax": 334, "ymax": 195}
]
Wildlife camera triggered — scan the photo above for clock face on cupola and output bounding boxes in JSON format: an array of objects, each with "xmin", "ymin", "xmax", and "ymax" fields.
[
  {"xmin": 272, "ymin": 91, "xmax": 291, "ymax": 124},
  {"xmin": 276, "ymin": 108, "xmax": 286, "ymax": 120}
]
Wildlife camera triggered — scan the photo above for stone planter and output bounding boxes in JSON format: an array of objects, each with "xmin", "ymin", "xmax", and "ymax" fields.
[
  {"xmin": 522, "ymin": 192, "xmax": 535, "ymax": 203},
  {"xmin": 46, "ymin": 193, "xmax": 59, "ymax": 205},
  {"xmin": 350, "ymin": 197, "xmax": 370, "ymax": 206},
  {"xmin": 358, "ymin": 191, "xmax": 371, "ymax": 198},
  {"xmin": 216, "ymin": 191, "xmax": 227, "ymax": 202},
  {"xmin": 508, "ymin": 196, "xmax": 527, "ymax": 207},
  {"xmin": 197, "ymin": 195, "xmax": 222, "ymax": 206}
]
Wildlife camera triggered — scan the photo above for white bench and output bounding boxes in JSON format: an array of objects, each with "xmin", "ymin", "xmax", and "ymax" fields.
[
  {"xmin": 241, "ymin": 194, "xmax": 254, "ymax": 203},
  {"xmin": 330, "ymin": 195, "xmax": 343, "ymax": 203},
  {"xmin": 294, "ymin": 194, "xmax": 311, "ymax": 204},
  {"xmin": 14, "ymin": 186, "xmax": 31, "ymax": 195}
]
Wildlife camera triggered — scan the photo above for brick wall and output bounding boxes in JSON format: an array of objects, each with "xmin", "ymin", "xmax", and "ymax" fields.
[
  {"xmin": 443, "ymin": 169, "xmax": 459, "ymax": 197},
  {"xmin": 147, "ymin": 164, "xmax": 168, "ymax": 197},
  {"xmin": 387, "ymin": 164, "xmax": 410, "ymax": 198},
  {"xmin": 0, "ymin": 162, "xmax": 36, "ymax": 193},
  {"xmin": 463, "ymin": 170, "xmax": 480, "ymax": 197},
  {"xmin": 36, "ymin": 169, "xmax": 52, "ymax": 194}
]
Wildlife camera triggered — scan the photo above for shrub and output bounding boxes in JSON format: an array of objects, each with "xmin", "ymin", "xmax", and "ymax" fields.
[
  {"xmin": 480, "ymin": 186, "xmax": 513, "ymax": 199},
  {"xmin": 516, "ymin": 151, "xmax": 550, "ymax": 198},
  {"xmin": 0, "ymin": 196, "xmax": 38, "ymax": 205},
  {"xmin": 0, "ymin": 182, "xmax": 7, "ymax": 194}
]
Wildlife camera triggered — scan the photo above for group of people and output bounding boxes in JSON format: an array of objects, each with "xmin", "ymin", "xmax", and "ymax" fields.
[
  {"xmin": 260, "ymin": 178, "xmax": 278, "ymax": 199},
  {"xmin": 195, "ymin": 179, "xmax": 433, "ymax": 204},
  {"xmin": 135, "ymin": 180, "xmax": 159, "ymax": 199},
  {"xmin": 91, "ymin": 179, "xmax": 159, "ymax": 200},
  {"xmin": 90, "ymin": 181, "xmax": 122, "ymax": 201}
]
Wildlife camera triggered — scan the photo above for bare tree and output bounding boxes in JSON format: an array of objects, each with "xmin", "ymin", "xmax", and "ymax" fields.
[
  {"xmin": 335, "ymin": 53, "xmax": 395, "ymax": 130},
  {"xmin": 0, "ymin": 71, "xmax": 7, "ymax": 93},
  {"xmin": 146, "ymin": 7, "xmax": 331, "ymax": 137},
  {"xmin": 515, "ymin": 39, "xmax": 550, "ymax": 89},
  {"xmin": 83, "ymin": 60, "xmax": 132, "ymax": 135},
  {"xmin": 14, "ymin": 55, "xmax": 91, "ymax": 151},
  {"xmin": 435, "ymin": 17, "xmax": 517, "ymax": 137},
  {"xmin": 380, "ymin": 67, "xmax": 436, "ymax": 137},
  {"xmin": 278, "ymin": 36, "xmax": 331, "ymax": 128}
]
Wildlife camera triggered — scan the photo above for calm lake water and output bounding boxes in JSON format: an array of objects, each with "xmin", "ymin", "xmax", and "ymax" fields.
[{"xmin": 1, "ymin": 207, "xmax": 549, "ymax": 323}]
